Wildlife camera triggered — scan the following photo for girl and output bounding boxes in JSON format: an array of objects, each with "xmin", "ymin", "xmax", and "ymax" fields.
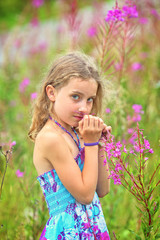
[{"xmin": 29, "ymin": 52, "xmax": 111, "ymax": 239}]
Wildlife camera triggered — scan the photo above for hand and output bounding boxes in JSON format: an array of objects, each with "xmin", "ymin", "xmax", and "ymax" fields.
[
  {"xmin": 100, "ymin": 123, "xmax": 112, "ymax": 142},
  {"xmin": 78, "ymin": 115, "xmax": 104, "ymax": 143}
]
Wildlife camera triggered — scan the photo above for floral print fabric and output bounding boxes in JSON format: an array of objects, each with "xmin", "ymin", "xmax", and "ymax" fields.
[{"xmin": 37, "ymin": 148, "xmax": 110, "ymax": 240}]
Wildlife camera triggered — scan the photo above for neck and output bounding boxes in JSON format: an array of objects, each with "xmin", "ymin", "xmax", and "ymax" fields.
[{"xmin": 49, "ymin": 116, "xmax": 73, "ymax": 133}]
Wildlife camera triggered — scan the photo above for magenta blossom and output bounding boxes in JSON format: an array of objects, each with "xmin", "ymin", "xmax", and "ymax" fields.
[
  {"xmin": 122, "ymin": 5, "xmax": 138, "ymax": 18},
  {"xmin": 32, "ymin": 0, "xmax": 44, "ymax": 8},
  {"xmin": 31, "ymin": 92, "xmax": 37, "ymax": 100},
  {"xmin": 131, "ymin": 62, "xmax": 142, "ymax": 71},
  {"xmin": 105, "ymin": 108, "xmax": 111, "ymax": 114},
  {"xmin": 132, "ymin": 104, "xmax": 144, "ymax": 114},
  {"xmin": 105, "ymin": 3, "xmax": 138, "ymax": 22},
  {"xmin": 16, "ymin": 170, "xmax": 24, "ymax": 178},
  {"xmin": 139, "ymin": 17, "xmax": 148, "ymax": 25},
  {"xmin": 87, "ymin": 27, "xmax": 97, "ymax": 37},
  {"xmin": 19, "ymin": 78, "xmax": 30, "ymax": 93}
]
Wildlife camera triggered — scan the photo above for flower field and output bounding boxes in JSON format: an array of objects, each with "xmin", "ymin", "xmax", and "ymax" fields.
[{"xmin": 0, "ymin": 0, "xmax": 160, "ymax": 239}]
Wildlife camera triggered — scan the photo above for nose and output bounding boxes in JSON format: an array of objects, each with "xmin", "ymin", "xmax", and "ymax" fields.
[{"xmin": 78, "ymin": 101, "xmax": 88, "ymax": 114}]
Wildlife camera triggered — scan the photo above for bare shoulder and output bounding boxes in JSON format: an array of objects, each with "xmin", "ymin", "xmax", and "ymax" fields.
[
  {"xmin": 35, "ymin": 127, "xmax": 62, "ymax": 150},
  {"xmin": 33, "ymin": 124, "xmax": 72, "ymax": 175}
]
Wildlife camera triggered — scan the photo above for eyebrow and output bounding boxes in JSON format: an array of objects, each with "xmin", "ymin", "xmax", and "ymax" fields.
[{"xmin": 71, "ymin": 91, "xmax": 96, "ymax": 98}]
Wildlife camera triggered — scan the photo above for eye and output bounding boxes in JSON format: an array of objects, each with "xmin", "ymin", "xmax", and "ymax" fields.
[
  {"xmin": 72, "ymin": 94, "xmax": 80, "ymax": 100},
  {"xmin": 87, "ymin": 97, "xmax": 94, "ymax": 103}
]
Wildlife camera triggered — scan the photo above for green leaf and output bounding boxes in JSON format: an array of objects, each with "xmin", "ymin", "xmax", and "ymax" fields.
[
  {"xmin": 155, "ymin": 234, "xmax": 160, "ymax": 239},
  {"xmin": 128, "ymin": 229, "xmax": 142, "ymax": 240}
]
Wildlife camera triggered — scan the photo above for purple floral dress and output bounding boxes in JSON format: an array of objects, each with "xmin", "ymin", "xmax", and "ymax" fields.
[{"xmin": 37, "ymin": 123, "xmax": 110, "ymax": 239}]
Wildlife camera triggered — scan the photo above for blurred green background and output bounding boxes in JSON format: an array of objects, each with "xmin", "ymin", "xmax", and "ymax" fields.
[{"xmin": 0, "ymin": 0, "xmax": 160, "ymax": 239}]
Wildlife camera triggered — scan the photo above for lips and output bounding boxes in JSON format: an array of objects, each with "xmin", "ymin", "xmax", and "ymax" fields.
[{"xmin": 74, "ymin": 115, "xmax": 83, "ymax": 120}]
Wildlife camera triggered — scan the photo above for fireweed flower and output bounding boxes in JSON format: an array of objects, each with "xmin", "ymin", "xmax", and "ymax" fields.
[
  {"xmin": 19, "ymin": 78, "xmax": 30, "ymax": 93},
  {"xmin": 105, "ymin": 3, "xmax": 138, "ymax": 23},
  {"xmin": 139, "ymin": 17, "xmax": 148, "ymax": 25},
  {"xmin": 87, "ymin": 27, "xmax": 97, "ymax": 37},
  {"xmin": 122, "ymin": 5, "xmax": 138, "ymax": 18},
  {"xmin": 105, "ymin": 9, "xmax": 125, "ymax": 22},
  {"xmin": 105, "ymin": 108, "xmax": 111, "ymax": 114},
  {"xmin": 109, "ymin": 171, "xmax": 121, "ymax": 185},
  {"xmin": 131, "ymin": 62, "xmax": 142, "ymax": 71},
  {"xmin": 132, "ymin": 104, "xmax": 144, "ymax": 114},
  {"xmin": 32, "ymin": 0, "xmax": 44, "ymax": 8},
  {"xmin": 16, "ymin": 169, "xmax": 24, "ymax": 178},
  {"xmin": 31, "ymin": 92, "xmax": 37, "ymax": 100}
]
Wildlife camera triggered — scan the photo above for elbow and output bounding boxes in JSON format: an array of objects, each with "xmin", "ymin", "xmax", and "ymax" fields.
[
  {"xmin": 97, "ymin": 188, "xmax": 110, "ymax": 198},
  {"xmin": 98, "ymin": 190, "xmax": 109, "ymax": 198},
  {"xmin": 78, "ymin": 192, "xmax": 95, "ymax": 205}
]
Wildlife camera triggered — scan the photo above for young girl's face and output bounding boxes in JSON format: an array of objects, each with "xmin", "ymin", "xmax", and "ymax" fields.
[{"xmin": 52, "ymin": 77, "xmax": 98, "ymax": 129}]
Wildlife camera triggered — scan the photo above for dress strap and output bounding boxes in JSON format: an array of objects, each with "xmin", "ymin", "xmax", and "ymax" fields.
[{"xmin": 49, "ymin": 117, "xmax": 81, "ymax": 150}]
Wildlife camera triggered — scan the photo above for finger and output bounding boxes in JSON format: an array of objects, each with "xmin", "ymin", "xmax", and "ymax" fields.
[
  {"xmin": 89, "ymin": 115, "xmax": 94, "ymax": 128},
  {"xmin": 78, "ymin": 118, "xmax": 83, "ymax": 131},
  {"xmin": 83, "ymin": 115, "xmax": 89, "ymax": 128},
  {"xmin": 107, "ymin": 126, "xmax": 112, "ymax": 133},
  {"xmin": 94, "ymin": 117, "xmax": 99, "ymax": 128}
]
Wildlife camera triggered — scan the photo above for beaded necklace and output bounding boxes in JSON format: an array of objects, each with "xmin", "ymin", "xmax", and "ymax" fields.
[{"xmin": 49, "ymin": 116, "xmax": 80, "ymax": 150}]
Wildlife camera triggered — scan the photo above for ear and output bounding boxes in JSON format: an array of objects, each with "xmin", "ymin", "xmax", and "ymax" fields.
[{"xmin": 46, "ymin": 85, "xmax": 57, "ymax": 102}]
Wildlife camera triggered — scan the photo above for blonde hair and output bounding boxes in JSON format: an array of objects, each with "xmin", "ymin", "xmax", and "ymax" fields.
[{"xmin": 28, "ymin": 51, "xmax": 103, "ymax": 141}]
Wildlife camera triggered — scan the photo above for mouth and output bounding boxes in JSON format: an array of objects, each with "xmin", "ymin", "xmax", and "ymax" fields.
[{"xmin": 74, "ymin": 115, "xmax": 84, "ymax": 120}]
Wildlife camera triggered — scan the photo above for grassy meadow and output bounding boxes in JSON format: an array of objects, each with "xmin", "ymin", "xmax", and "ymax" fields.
[{"xmin": 0, "ymin": 0, "xmax": 160, "ymax": 239}]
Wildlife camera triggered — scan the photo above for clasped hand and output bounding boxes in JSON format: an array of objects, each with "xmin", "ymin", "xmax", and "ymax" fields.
[{"xmin": 78, "ymin": 115, "xmax": 112, "ymax": 143}]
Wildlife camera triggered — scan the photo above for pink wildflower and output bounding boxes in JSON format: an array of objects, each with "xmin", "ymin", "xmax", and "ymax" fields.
[
  {"xmin": 109, "ymin": 171, "xmax": 121, "ymax": 185},
  {"xmin": 16, "ymin": 169, "xmax": 24, "ymax": 178},
  {"xmin": 30, "ymin": 17, "xmax": 39, "ymax": 27},
  {"xmin": 132, "ymin": 104, "xmax": 144, "ymax": 114},
  {"xmin": 19, "ymin": 78, "xmax": 30, "ymax": 93},
  {"xmin": 105, "ymin": 108, "xmax": 111, "ymax": 114},
  {"xmin": 87, "ymin": 27, "xmax": 97, "ymax": 37},
  {"xmin": 105, "ymin": 9, "xmax": 124, "ymax": 22},
  {"xmin": 122, "ymin": 5, "xmax": 138, "ymax": 18},
  {"xmin": 132, "ymin": 114, "xmax": 141, "ymax": 122},
  {"xmin": 128, "ymin": 128, "xmax": 134, "ymax": 134},
  {"xmin": 115, "ymin": 163, "xmax": 123, "ymax": 171},
  {"xmin": 10, "ymin": 141, "xmax": 16, "ymax": 147},
  {"xmin": 31, "ymin": 92, "xmax": 37, "ymax": 100},
  {"xmin": 139, "ymin": 17, "xmax": 148, "ymax": 25},
  {"xmin": 149, "ymin": 149, "xmax": 154, "ymax": 154},
  {"xmin": 32, "ymin": 0, "xmax": 44, "ymax": 8},
  {"xmin": 144, "ymin": 139, "xmax": 150, "ymax": 149},
  {"xmin": 131, "ymin": 62, "xmax": 142, "ymax": 71}
]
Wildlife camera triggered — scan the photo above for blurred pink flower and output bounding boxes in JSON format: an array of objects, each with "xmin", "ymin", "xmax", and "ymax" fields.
[
  {"xmin": 105, "ymin": 4, "xmax": 138, "ymax": 22},
  {"xmin": 31, "ymin": 92, "xmax": 37, "ymax": 100},
  {"xmin": 131, "ymin": 62, "xmax": 142, "ymax": 71},
  {"xmin": 122, "ymin": 5, "xmax": 138, "ymax": 18},
  {"xmin": 32, "ymin": 0, "xmax": 44, "ymax": 8},
  {"xmin": 105, "ymin": 108, "xmax": 111, "ymax": 114},
  {"xmin": 132, "ymin": 104, "xmax": 144, "ymax": 114},
  {"xmin": 105, "ymin": 9, "xmax": 124, "ymax": 22},
  {"xmin": 115, "ymin": 62, "xmax": 122, "ymax": 70},
  {"xmin": 39, "ymin": 42, "xmax": 47, "ymax": 51},
  {"xmin": 87, "ymin": 27, "xmax": 97, "ymax": 37},
  {"xmin": 151, "ymin": 9, "xmax": 160, "ymax": 19},
  {"xmin": 30, "ymin": 17, "xmax": 39, "ymax": 27},
  {"xmin": 19, "ymin": 78, "xmax": 30, "ymax": 93},
  {"xmin": 10, "ymin": 141, "xmax": 16, "ymax": 147},
  {"xmin": 14, "ymin": 39, "xmax": 22, "ymax": 48},
  {"xmin": 128, "ymin": 128, "xmax": 134, "ymax": 134},
  {"xmin": 139, "ymin": 17, "xmax": 148, "ymax": 25},
  {"xmin": 16, "ymin": 169, "xmax": 24, "ymax": 178}
]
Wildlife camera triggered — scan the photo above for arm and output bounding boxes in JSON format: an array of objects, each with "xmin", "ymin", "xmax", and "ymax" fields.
[
  {"xmin": 39, "ymin": 115, "xmax": 103, "ymax": 205},
  {"xmin": 96, "ymin": 125, "xmax": 112, "ymax": 198},
  {"xmin": 96, "ymin": 144, "xmax": 110, "ymax": 197}
]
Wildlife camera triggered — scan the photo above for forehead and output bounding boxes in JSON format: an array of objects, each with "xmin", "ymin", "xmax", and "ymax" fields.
[{"xmin": 63, "ymin": 77, "xmax": 98, "ymax": 94}]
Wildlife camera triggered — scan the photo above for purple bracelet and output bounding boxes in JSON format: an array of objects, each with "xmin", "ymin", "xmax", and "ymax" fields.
[{"xmin": 84, "ymin": 142, "xmax": 99, "ymax": 146}]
